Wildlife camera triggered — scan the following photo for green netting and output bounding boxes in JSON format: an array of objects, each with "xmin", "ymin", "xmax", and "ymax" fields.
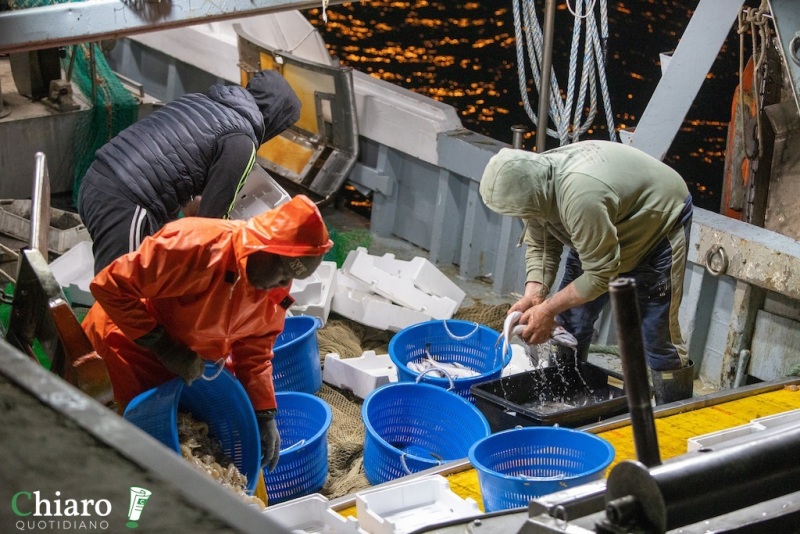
[
  {"xmin": 324, "ymin": 228, "xmax": 373, "ymax": 268},
  {"xmin": 66, "ymin": 43, "xmax": 139, "ymax": 205}
]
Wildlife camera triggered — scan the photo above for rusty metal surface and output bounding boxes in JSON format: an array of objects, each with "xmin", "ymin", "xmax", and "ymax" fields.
[
  {"xmin": 689, "ymin": 207, "xmax": 800, "ymax": 301},
  {"xmin": 763, "ymin": 100, "xmax": 800, "ymax": 240}
]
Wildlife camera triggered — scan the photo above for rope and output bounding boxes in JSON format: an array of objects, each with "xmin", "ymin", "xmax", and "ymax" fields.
[{"xmin": 512, "ymin": 0, "xmax": 616, "ymax": 147}]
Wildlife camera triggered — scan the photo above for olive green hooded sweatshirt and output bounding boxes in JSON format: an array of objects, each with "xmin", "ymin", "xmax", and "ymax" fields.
[{"xmin": 479, "ymin": 141, "xmax": 690, "ymax": 301}]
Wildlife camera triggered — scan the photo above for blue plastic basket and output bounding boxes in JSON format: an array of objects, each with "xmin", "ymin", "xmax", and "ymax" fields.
[
  {"xmin": 123, "ymin": 362, "xmax": 261, "ymax": 493},
  {"xmin": 273, "ymin": 316, "xmax": 323, "ymax": 393},
  {"xmin": 388, "ymin": 319, "xmax": 508, "ymax": 403},
  {"xmin": 468, "ymin": 427, "xmax": 615, "ymax": 512},
  {"xmin": 362, "ymin": 382, "xmax": 491, "ymax": 485},
  {"xmin": 263, "ymin": 392, "xmax": 332, "ymax": 505}
]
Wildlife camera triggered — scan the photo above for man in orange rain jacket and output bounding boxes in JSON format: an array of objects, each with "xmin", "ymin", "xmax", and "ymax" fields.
[{"xmin": 82, "ymin": 195, "xmax": 333, "ymax": 471}]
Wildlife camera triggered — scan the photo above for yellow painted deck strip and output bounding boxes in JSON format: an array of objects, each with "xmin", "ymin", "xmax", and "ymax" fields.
[
  {"xmin": 601, "ymin": 387, "xmax": 800, "ymax": 471},
  {"xmin": 336, "ymin": 387, "xmax": 800, "ymax": 517}
]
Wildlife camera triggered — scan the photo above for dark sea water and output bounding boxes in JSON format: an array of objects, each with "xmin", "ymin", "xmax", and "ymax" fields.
[{"xmin": 303, "ymin": 0, "xmax": 760, "ymax": 211}]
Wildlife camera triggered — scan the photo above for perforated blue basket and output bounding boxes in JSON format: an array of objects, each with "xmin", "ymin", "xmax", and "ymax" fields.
[
  {"xmin": 123, "ymin": 362, "xmax": 260, "ymax": 493},
  {"xmin": 468, "ymin": 427, "xmax": 615, "ymax": 512},
  {"xmin": 389, "ymin": 319, "xmax": 508, "ymax": 403},
  {"xmin": 263, "ymin": 392, "xmax": 332, "ymax": 505},
  {"xmin": 362, "ymin": 382, "xmax": 491, "ymax": 485},
  {"xmin": 273, "ymin": 316, "xmax": 323, "ymax": 393}
]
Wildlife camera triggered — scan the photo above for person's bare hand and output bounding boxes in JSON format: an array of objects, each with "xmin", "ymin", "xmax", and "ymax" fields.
[{"xmin": 519, "ymin": 302, "xmax": 558, "ymax": 345}]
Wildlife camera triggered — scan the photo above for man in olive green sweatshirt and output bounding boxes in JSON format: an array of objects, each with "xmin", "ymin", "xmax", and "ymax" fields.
[{"xmin": 480, "ymin": 140, "xmax": 694, "ymax": 404}]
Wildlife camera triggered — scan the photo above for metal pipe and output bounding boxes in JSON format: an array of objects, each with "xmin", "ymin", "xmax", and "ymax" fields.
[
  {"xmin": 89, "ymin": 42, "xmax": 97, "ymax": 103},
  {"xmin": 608, "ymin": 278, "xmax": 661, "ymax": 467},
  {"xmin": 606, "ymin": 424, "xmax": 800, "ymax": 531},
  {"xmin": 511, "ymin": 125, "xmax": 527, "ymax": 149},
  {"xmin": 733, "ymin": 349, "xmax": 751, "ymax": 387},
  {"xmin": 29, "ymin": 152, "xmax": 50, "ymax": 255},
  {"xmin": 535, "ymin": 0, "xmax": 556, "ymax": 153}
]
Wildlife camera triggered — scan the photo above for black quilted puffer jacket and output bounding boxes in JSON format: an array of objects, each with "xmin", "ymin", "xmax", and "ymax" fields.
[{"xmin": 91, "ymin": 79, "xmax": 297, "ymax": 222}]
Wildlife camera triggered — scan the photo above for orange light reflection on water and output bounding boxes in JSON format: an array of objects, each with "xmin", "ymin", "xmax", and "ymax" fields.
[{"xmin": 305, "ymin": 0, "xmax": 755, "ymax": 211}]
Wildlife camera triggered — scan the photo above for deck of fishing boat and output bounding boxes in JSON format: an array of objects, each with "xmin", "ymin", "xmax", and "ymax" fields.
[{"xmin": 324, "ymin": 377, "xmax": 800, "ymax": 531}]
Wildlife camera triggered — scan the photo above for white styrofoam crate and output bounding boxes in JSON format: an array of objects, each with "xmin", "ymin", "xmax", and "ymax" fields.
[
  {"xmin": 290, "ymin": 261, "xmax": 337, "ymax": 326},
  {"xmin": 0, "ymin": 199, "xmax": 91, "ymax": 254},
  {"xmin": 49, "ymin": 240, "xmax": 95, "ymax": 307},
  {"xmin": 369, "ymin": 253, "xmax": 465, "ymax": 307},
  {"xmin": 229, "ymin": 165, "xmax": 291, "ymax": 220},
  {"xmin": 261, "ymin": 493, "xmax": 364, "ymax": 534},
  {"xmin": 323, "ymin": 351, "xmax": 397, "ymax": 399},
  {"xmin": 355, "ymin": 475, "xmax": 480, "ymax": 534},
  {"xmin": 331, "ymin": 271, "xmax": 432, "ymax": 332},
  {"xmin": 341, "ymin": 248, "xmax": 458, "ymax": 319}
]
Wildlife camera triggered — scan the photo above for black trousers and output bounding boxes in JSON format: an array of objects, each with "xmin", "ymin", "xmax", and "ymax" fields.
[{"xmin": 78, "ymin": 177, "xmax": 159, "ymax": 275}]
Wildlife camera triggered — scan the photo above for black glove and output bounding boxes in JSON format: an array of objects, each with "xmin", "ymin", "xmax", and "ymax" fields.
[
  {"xmin": 255, "ymin": 409, "xmax": 280, "ymax": 472},
  {"xmin": 135, "ymin": 326, "xmax": 205, "ymax": 386}
]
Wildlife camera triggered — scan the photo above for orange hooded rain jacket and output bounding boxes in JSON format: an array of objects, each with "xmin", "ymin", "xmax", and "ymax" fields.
[{"xmin": 82, "ymin": 195, "xmax": 332, "ymax": 411}]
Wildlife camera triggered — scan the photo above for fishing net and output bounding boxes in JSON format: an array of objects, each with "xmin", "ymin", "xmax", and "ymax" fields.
[{"xmin": 64, "ymin": 43, "xmax": 139, "ymax": 205}]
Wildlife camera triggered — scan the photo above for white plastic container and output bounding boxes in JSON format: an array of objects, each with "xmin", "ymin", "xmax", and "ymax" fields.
[
  {"xmin": 48, "ymin": 240, "xmax": 95, "ymax": 306},
  {"xmin": 0, "ymin": 199, "xmax": 91, "ymax": 254},
  {"xmin": 750, "ymin": 407, "xmax": 800, "ymax": 429},
  {"xmin": 686, "ymin": 423, "xmax": 765, "ymax": 452},
  {"xmin": 290, "ymin": 261, "xmax": 337, "ymax": 326},
  {"xmin": 261, "ymin": 493, "xmax": 364, "ymax": 534},
  {"xmin": 323, "ymin": 350, "xmax": 397, "ymax": 399},
  {"xmin": 355, "ymin": 475, "xmax": 480, "ymax": 534}
]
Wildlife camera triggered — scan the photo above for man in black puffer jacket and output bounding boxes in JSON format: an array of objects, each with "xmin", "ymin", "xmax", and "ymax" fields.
[{"xmin": 78, "ymin": 70, "xmax": 301, "ymax": 274}]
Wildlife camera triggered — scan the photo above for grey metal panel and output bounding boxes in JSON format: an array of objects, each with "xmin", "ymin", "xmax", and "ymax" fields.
[
  {"xmin": 680, "ymin": 263, "xmax": 719, "ymax": 370},
  {"xmin": 762, "ymin": 99, "xmax": 800, "ymax": 240},
  {"xmin": 0, "ymin": 98, "xmax": 88, "ymax": 198},
  {"xmin": 428, "ymin": 168, "xmax": 462, "ymax": 268},
  {"xmin": 699, "ymin": 276, "xmax": 736, "ymax": 388},
  {"xmin": 750, "ymin": 309, "xmax": 800, "ymax": 380},
  {"xmin": 0, "ymin": 0, "xmax": 348, "ymax": 54},
  {"xmin": 437, "ymin": 128, "xmax": 507, "ymax": 181},
  {"xmin": 391, "ymin": 156, "xmax": 445, "ymax": 252},
  {"xmin": 632, "ymin": 0, "xmax": 745, "ymax": 160},
  {"xmin": 104, "ymin": 39, "xmax": 228, "ymax": 103},
  {"xmin": 458, "ymin": 180, "xmax": 484, "ymax": 280},
  {"xmin": 769, "ymin": 0, "xmax": 800, "ymax": 115}
]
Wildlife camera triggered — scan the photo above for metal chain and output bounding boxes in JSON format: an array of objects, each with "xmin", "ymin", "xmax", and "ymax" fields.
[{"xmin": 737, "ymin": 0, "xmax": 773, "ymax": 159}]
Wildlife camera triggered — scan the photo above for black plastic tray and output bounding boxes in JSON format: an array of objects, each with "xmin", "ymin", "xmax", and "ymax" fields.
[{"xmin": 470, "ymin": 362, "xmax": 628, "ymax": 432}]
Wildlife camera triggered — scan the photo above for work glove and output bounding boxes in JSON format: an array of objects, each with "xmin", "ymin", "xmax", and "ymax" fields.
[
  {"xmin": 135, "ymin": 326, "xmax": 205, "ymax": 386},
  {"xmin": 255, "ymin": 409, "xmax": 281, "ymax": 472}
]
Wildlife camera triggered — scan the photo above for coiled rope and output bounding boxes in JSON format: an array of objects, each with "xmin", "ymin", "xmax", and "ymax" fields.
[{"xmin": 512, "ymin": 0, "xmax": 616, "ymax": 146}]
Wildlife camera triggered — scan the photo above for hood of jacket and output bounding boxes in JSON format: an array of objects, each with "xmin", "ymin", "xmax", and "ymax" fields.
[
  {"xmin": 246, "ymin": 70, "xmax": 302, "ymax": 145},
  {"xmin": 479, "ymin": 148, "xmax": 555, "ymax": 220},
  {"xmin": 233, "ymin": 195, "xmax": 333, "ymax": 285},
  {"xmin": 207, "ymin": 84, "xmax": 266, "ymax": 142}
]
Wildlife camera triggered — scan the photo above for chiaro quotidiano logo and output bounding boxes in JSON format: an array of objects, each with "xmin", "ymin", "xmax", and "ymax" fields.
[{"xmin": 10, "ymin": 487, "xmax": 152, "ymax": 531}]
